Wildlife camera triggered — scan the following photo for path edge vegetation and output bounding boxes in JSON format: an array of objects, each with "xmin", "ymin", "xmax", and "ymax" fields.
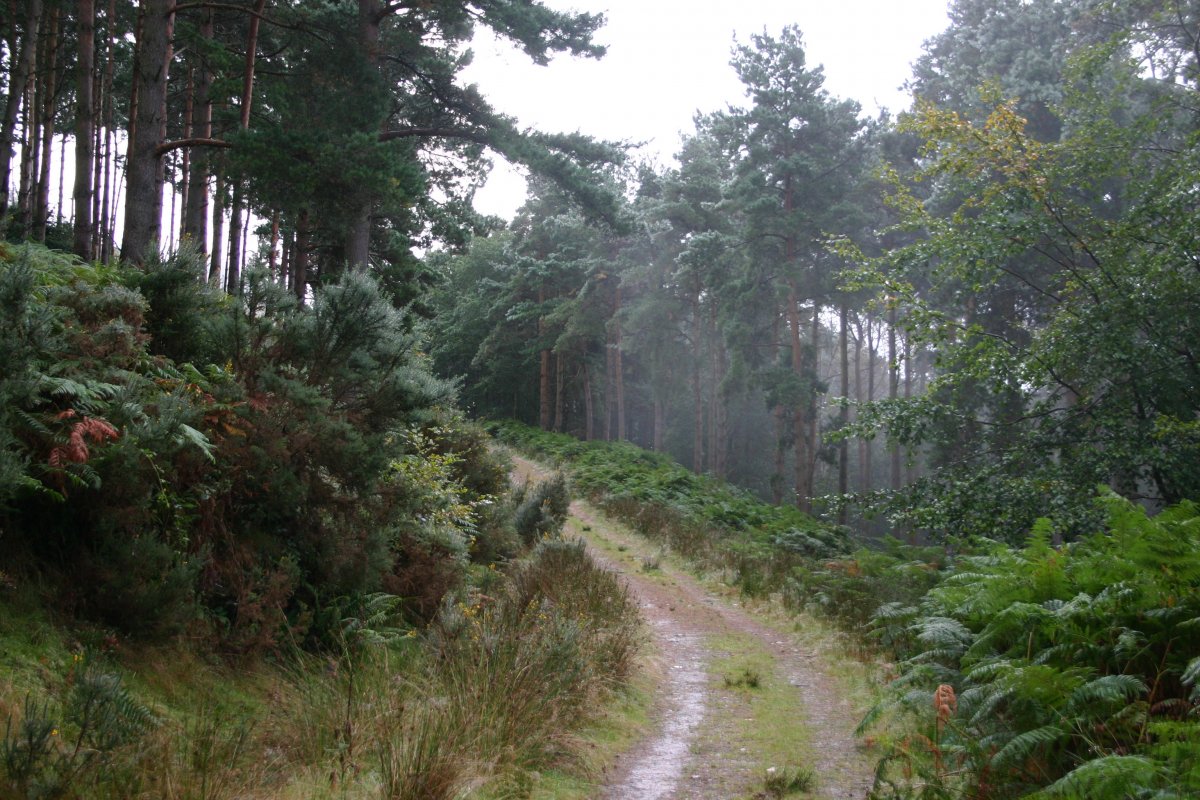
[
  {"xmin": 492, "ymin": 420, "xmax": 1200, "ymax": 800},
  {"xmin": 0, "ymin": 240, "xmax": 646, "ymax": 799}
]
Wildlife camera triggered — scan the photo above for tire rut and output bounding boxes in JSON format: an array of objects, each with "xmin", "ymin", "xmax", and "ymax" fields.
[{"xmin": 569, "ymin": 499, "xmax": 874, "ymax": 800}]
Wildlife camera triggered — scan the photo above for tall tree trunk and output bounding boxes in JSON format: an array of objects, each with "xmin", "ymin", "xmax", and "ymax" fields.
[
  {"xmin": 772, "ymin": 311, "xmax": 786, "ymax": 505},
  {"xmin": 33, "ymin": 6, "xmax": 58, "ymax": 242},
  {"xmin": 182, "ymin": 11, "xmax": 213, "ymax": 255},
  {"xmin": 99, "ymin": 0, "xmax": 116, "ymax": 263},
  {"xmin": 538, "ymin": 285, "xmax": 552, "ymax": 430},
  {"xmin": 787, "ymin": 281, "xmax": 809, "ymax": 511},
  {"xmin": 346, "ymin": 0, "xmax": 381, "ymax": 269},
  {"xmin": 0, "ymin": 0, "xmax": 42, "ymax": 222},
  {"xmin": 614, "ymin": 284, "xmax": 626, "ymax": 442},
  {"xmin": 122, "ymin": 0, "xmax": 174, "ymax": 265},
  {"xmin": 292, "ymin": 208, "xmax": 310, "ymax": 302},
  {"xmin": 90, "ymin": 37, "xmax": 104, "ymax": 260},
  {"xmin": 692, "ymin": 355, "xmax": 704, "ymax": 472},
  {"xmin": 838, "ymin": 301, "xmax": 850, "ymax": 525},
  {"xmin": 56, "ymin": 131, "xmax": 65, "ymax": 225},
  {"xmin": 267, "ymin": 211, "xmax": 279, "ymax": 277},
  {"xmin": 715, "ymin": 339, "xmax": 728, "ymax": 478},
  {"xmin": 806, "ymin": 304, "xmax": 821, "ymax": 504},
  {"xmin": 553, "ymin": 351, "xmax": 565, "ymax": 432},
  {"xmin": 604, "ymin": 341, "xmax": 614, "ymax": 442},
  {"xmin": 179, "ymin": 68, "xmax": 192, "ymax": 239},
  {"xmin": 224, "ymin": 0, "xmax": 268, "ymax": 286},
  {"xmin": 853, "ymin": 314, "xmax": 866, "ymax": 493},
  {"xmin": 706, "ymin": 308, "xmax": 718, "ymax": 473},
  {"xmin": 888, "ymin": 305, "xmax": 901, "ymax": 493},
  {"xmin": 226, "ymin": 184, "xmax": 243, "ymax": 293},
  {"xmin": 582, "ymin": 363, "xmax": 594, "ymax": 441},
  {"xmin": 653, "ymin": 394, "xmax": 665, "ymax": 452},
  {"xmin": 280, "ymin": 225, "xmax": 292, "ymax": 290},
  {"xmin": 18, "ymin": 80, "xmax": 37, "ymax": 236},
  {"xmin": 865, "ymin": 315, "xmax": 876, "ymax": 492},
  {"xmin": 692, "ymin": 289, "xmax": 704, "ymax": 472},
  {"xmin": 904, "ymin": 336, "xmax": 916, "ymax": 487},
  {"xmin": 209, "ymin": 171, "xmax": 225, "ymax": 283}
]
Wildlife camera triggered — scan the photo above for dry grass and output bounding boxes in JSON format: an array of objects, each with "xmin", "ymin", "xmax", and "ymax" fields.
[{"xmin": 0, "ymin": 539, "xmax": 641, "ymax": 800}]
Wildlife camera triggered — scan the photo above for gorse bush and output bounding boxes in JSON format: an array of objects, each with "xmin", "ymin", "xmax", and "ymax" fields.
[
  {"xmin": 0, "ymin": 242, "xmax": 504, "ymax": 650},
  {"xmin": 861, "ymin": 493, "xmax": 1200, "ymax": 799},
  {"xmin": 513, "ymin": 470, "xmax": 571, "ymax": 544}
]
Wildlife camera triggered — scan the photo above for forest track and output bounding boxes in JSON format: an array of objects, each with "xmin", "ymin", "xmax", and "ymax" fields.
[{"xmin": 511, "ymin": 457, "xmax": 875, "ymax": 800}]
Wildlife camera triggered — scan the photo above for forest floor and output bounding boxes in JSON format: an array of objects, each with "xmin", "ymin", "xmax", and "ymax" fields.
[{"xmin": 512, "ymin": 457, "xmax": 878, "ymax": 800}]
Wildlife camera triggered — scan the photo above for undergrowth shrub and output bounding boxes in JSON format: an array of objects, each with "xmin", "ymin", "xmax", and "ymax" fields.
[
  {"xmin": 513, "ymin": 471, "xmax": 571, "ymax": 544},
  {"xmin": 490, "ymin": 419, "xmax": 848, "ymax": 597},
  {"xmin": 861, "ymin": 492, "xmax": 1200, "ymax": 799},
  {"xmin": 380, "ymin": 537, "xmax": 641, "ymax": 798},
  {"xmin": 1, "ymin": 243, "xmax": 517, "ymax": 652},
  {"xmin": 1, "ymin": 661, "xmax": 158, "ymax": 799}
]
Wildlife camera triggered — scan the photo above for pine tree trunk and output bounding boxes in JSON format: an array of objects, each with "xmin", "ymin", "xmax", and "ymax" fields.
[
  {"xmin": 787, "ymin": 281, "xmax": 809, "ymax": 510},
  {"xmin": 90, "ymin": 40, "xmax": 104, "ymax": 260},
  {"xmin": 226, "ymin": 185, "xmax": 243, "ymax": 293},
  {"xmin": 99, "ymin": 0, "xmax": 116, "ymax": 263},
  {"xmin": 56, "ymin": 132, "xmax": 65, "ymax": 225},
  {"xmin": 692, "ymin": 358, "xmax": 704, "ymax": 472},
  {"xmin": 614, "ymin": 284, "xmax": 626, "ymax": 442},
  {"xmin": 268, "ymin": 212, "xmax": 279, "ymax": 277},
  {"xmin": 18, "ymin": 81, "xmax": 37, "ymax": 236},
  {"xmin": 583, "ymin": 362, "xmax": 594, "ymax": 441},
  {"xmin": 888, "ymin": 306, "xmax": 900, "ymax": 489},
  {"xmin": 280, "ymin": 225, "xmax": 292, "ymax": 290},
  {"xmin": 854, "ymin": 314, "xmax": 867, "ymax": 493},
  {"xmin": 122, "ymin": 0, "xmax": 174, "ymax": 265},
  {"xmin": 293, "ymin": 209, "xmax": 310, "ymax": 302},
  {"xmin": 223, "ymin": 0, "xmax": 267, "ymax": 285},
  {"xmin": 33, "ymin": 7, "xmax": 58, "ymax": 242},
  {"xmin": 210, "ymin": 171, "xmax": 225, "ymax": 283},
  {"xmin": 179, "ymin": 69, "xmax": 192, "ymax": 239},
  {"xmin": 182, "ymin": 11, "xmax": 213, "ymax": 255},
  {"xmin": 553, "ymin": 351, "xmax": 564, "ymax": 432},
  {"xmin": 0, "ymin": 0, "xmax": 42, "ymax": 223},
  {"xmin": 538, "ymin": 285, "xmax": 552, "ymax": 430},
  {"xmin": 715, "ymin": 340, "xmax": 728, "ymax": 479},
  {"xmin": 865, "ymin": 315, "xmax": 876, "ymax": 492},
  {"xmin": 653, "ymin": 394, "xmax": 665, "ymax": 452},
  {"xmin": 806, "ymin": 304, "xmax": 820, "ymax": 508},
  {"xmin": 604, "ymin": 341, "xmax": 615, "ymax": 442},
  {"xmin": 838, "ymin": 301, "xmax": 850, "ymax": 525},
  {"xmin": 904, "ymin": 335, "xmax": 915, "ymax": 487}
]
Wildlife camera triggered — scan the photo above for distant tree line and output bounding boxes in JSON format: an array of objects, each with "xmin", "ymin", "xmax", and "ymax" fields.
[{"xmin": 428, "ymin": 0, "xmax": 1200, "ymax": 544}]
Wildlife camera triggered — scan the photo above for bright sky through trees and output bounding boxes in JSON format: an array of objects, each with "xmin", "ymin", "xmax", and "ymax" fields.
[{"xmin": 464, "ymin": 0, "xmax": 952, "ymax": 217}]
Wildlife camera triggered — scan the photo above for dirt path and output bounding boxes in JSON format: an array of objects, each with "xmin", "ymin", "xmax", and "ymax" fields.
[{"xmin": 512, "ymin": 458, "xmax": 875, "ymax": 800}]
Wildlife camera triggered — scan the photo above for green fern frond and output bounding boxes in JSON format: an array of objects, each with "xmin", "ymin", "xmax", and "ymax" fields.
[
  {"xmin": 1067, "ymin": 674, "xmax": 1146, "ymax": 715},
  {"xmin": 1031, "ymin": 754, "xmax": 1164, "ymax": 799},
  {"xmin": 990, "ymin": 724, "xmax": 1066, "ymax": 770},
  {"xmin": 1183, "ymin": 656, "xmax": 1200, "ymax": 687}
]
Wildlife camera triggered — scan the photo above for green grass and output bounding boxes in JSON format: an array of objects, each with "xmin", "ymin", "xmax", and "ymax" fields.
[
  {"xmin": 0, "ymin": 538, "xmax": 645, "ymax": 800},
  {"xmin": 707, "ymin": 631, "xmax": 816, "ymax": 785}
]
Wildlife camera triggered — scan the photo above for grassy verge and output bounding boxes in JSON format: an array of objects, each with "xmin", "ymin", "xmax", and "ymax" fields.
[
  {"xmin": 489, "ymin": 421, "xmax": 848, "ymax": 598},
  {"xmin": 0, "ymin": 534, "xmax": 642, "ymax": 799}
]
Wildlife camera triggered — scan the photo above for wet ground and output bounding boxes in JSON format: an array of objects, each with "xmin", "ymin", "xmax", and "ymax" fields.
[{"xmin": 512, "ymin": 457, "xmax": 876, "ymax": 800}]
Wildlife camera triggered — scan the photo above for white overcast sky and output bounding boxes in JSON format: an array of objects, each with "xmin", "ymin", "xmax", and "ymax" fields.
[{"xmin": 462, "ymin": 0, "xmax": 953, "ymax": 218}]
